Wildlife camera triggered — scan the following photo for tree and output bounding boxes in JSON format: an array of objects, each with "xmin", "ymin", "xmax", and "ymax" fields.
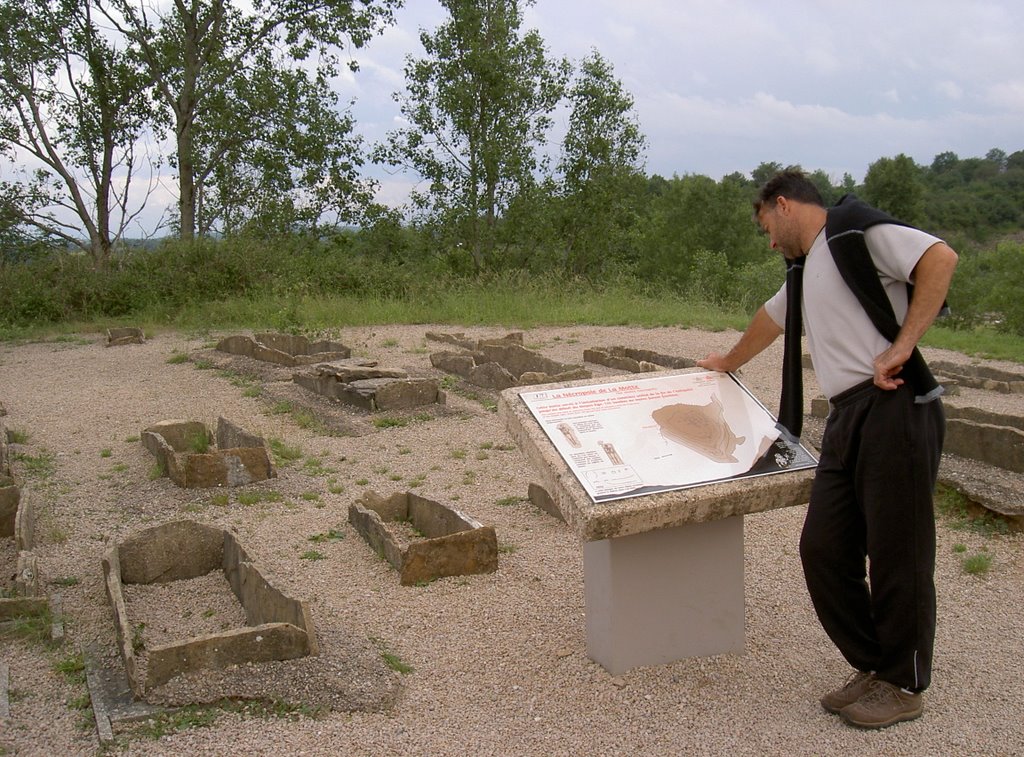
[
  {"xmin": 554, "ymin": 49, "xmax": 646, "ymax": 274},
  {"xmin": 100, "ymin": 0, "xmax": 399, "ymax": 239},
  {"xmin": 863, "ymin": 153, "xmax": 923, "ymax": 223},
  {"xmin": 377, "ymin": 0, "xmax": 570, "ymax": 272},
  {"xmin": 0, "ymin": 0, "xmax": 156, "ymax": 266}
]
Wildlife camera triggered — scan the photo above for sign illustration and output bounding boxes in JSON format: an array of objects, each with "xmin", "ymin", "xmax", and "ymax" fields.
[{"xmin": 519, "ymin": 370, "xmax": 817, "ymax": 502}]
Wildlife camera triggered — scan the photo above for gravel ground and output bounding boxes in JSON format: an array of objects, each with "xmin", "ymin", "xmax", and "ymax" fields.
[{"xmin": 1, "ymin": 324, "xmax": 1022, "ymax": 756}]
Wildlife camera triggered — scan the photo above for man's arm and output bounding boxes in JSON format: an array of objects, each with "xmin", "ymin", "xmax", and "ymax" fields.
[
  {"xmin": 697, "ymin": 305, "xmax": 784, "ymax": 373},
  {"xmin": 873, "ymin": 241, "xmax": 959, "ymax": 390}
]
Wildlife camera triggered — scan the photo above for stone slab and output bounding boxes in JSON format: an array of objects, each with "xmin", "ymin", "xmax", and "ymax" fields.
[
  {"xmin": 106, "ymin": 327, "xmax": 145, "ymax": 346},
  {"xmin": 498, "ymin": 370, "xmax": 816, "ymax": 541},
  {"xmin": 349, "ymin": 491, "xmax": 498, "ymax": 586},
  {"xmin": 83, "ymin": 642, "xmax": 171, "ymax": 745},
  {"xmin": 945, "ymin": 419, "xmax": 1024, "ymax": 473},
  {"xmin": 103, "ymin": 522, "xmax": 317, "ymax": 696}
]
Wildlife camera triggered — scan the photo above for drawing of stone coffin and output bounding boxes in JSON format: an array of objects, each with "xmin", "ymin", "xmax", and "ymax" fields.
[
  {"xmin": 294, "ymin": 363, "xmax": 443, "ymax": 411},
  {"xmin": 349, "ymin": 491, "xmax": 498, "ymax": 585},
  {"xmin": 141, "ymin": 417, "xmax": 275, "ymax": 488},
  {"xmin": 102, "ymin": 520, "xmax": 318, "ymax": 697},
  {"xmin": 216, "ymin": 332, "xmax": 351, "ymax": 367},
  {"xmin": 430, "ymin": 343, "xmax": 590, "ymax": 390},
  {"xmin": 584, "ymin": 346, "xmax": 696, "ymax": 373}
]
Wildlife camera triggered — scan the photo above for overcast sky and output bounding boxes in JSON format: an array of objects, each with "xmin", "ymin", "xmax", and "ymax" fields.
[{"xmin": 344, "ymin": 0, "xmax": 1024, "ymax": 207}]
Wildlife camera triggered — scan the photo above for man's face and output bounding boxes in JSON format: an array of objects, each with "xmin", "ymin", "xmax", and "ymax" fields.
[{"xmin": 757, "ymin": 198, "xmax": 802, "ymax": 260}]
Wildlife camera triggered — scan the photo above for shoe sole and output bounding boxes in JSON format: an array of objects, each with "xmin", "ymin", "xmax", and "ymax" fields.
[{"xmin": 840, "ymin": 706, "xmax": 923, "ymax": 729}]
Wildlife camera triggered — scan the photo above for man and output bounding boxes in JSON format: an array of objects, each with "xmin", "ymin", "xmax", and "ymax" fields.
[{"xmin": 697, "ymin": 170, "xmax": 958, "ymax": 729}]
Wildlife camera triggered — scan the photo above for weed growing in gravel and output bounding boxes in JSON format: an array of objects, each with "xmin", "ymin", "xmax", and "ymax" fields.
[
  {"xmin": 7, "ymin": 428, "xmax": 30, "ymax": 444},
  {"xmin": 209, "ymin": 493, "xmax": 230, "ymax": 507},
  {"xmin": 496, "ymin": 496, "xmax": 525, "ymax": 507},
  {"xmin": 450, "ymin": 448, "xmax": 466, "ymax": 460},
  {"xmin": 370, "ymin": 637, "xmax": 414, "ymax": 674},
  {"xmin": 147, "ymin": 462, "xmax": 165, "ymax": 480},
  {"xmin": 100, "ymin": 448, "xmax": 112, "ymax": 458},
  {"xmin": 935, "ymin": 484, "xmax": 1010, "ymax": 537},
  {"xmin": 962, "ymin": 550, "xmax": 993, "ymax": 575},
  {"xmin": 269, "ymin": 401, "xmax": 294, "ymax": 415},
  {"xmin": 373, "ymin": 416, "xmax": 407, "ymax": 429},
  {"xmin": 166, "ymin": 352, "xmax": 189, "ymax": 364},
  {"xmin": 269, "ymin": 438, "xmax": 303, "ymax": 464},
  {"xmin": 186, "ymin": 430, "xmax": 211, "ymax": 453},
  {"xmin": 124, "ymin": 434, "xmax": 140, "ymax": 443},
  {"xmin": 308, "ymin": 529, "xmax": 345, "ymax": 543},
  {"xmin": 13, "ymin": 449, "xmax": 56, "ymax": 479},
  {"xmin": 51, "ymin": 576, "xmax": 79, "ymax": 587},
  {"xmin": 53, "ymin": 652, "xmax": 86, "ymax": 684},
  {"xmin": 300, "ymin": 550, "xmax": 326, "ymax": 561},
  {"xmin": 192, "ymin": 358, "xmax": 215, "ymax": 370},
  {"xmin": 131, "ymin": 705, "xmax": 219, "ymax": 740},
  {"xmin": 0, "ymin": 607, "xmax": 54, "ymax": 646}
]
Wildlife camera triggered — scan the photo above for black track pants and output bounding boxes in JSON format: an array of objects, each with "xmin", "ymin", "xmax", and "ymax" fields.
[{"xmin": 799, "ymin": 380, "xmax": 945, "ymax": 692}]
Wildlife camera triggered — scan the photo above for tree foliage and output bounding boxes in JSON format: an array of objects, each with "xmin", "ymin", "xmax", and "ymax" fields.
[
  {"xmin": 376, "ymin": 0, "xmax": 570, "ymax": 271},
  {"xmin": 0, "ymin": 0, "xmax": 155, "ymax": 266},
  {"xmin": 98, "ymin": 0, "xmax": 400, "ymax": 239}
]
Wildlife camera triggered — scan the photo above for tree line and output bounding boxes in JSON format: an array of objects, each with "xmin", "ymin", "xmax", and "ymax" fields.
[{"xmin": 1, "ymin": 0, "xmax": 1022, "ymax": 336}]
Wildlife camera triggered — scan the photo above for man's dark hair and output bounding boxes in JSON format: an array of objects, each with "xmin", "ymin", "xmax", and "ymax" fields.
[{"xmin": 753, "ymin": 170, "xmax": 825, "ymax": 213}]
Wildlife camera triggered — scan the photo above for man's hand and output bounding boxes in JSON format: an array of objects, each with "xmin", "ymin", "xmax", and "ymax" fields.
[
  {"xmin": 697, "ymin": 353, "xmax": 735, "ymax": 373},
  {"xmin": 873, "ymin": 343, "xmax": 912, "ymax": 390}
]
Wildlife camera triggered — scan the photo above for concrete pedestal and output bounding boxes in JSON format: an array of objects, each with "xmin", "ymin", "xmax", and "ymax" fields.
[{"xmin": 584, "ymin": 515, "xmax": 744, "ymax": 675}]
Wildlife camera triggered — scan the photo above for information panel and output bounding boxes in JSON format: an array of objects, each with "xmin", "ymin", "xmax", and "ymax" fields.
[{"xmin": 519, "ymin": 370, "xmax": 817, "ymax": 502}]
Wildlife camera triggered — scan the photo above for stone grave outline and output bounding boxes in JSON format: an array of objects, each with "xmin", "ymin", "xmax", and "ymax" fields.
[
  {"xmin": 349, "ymin": 491, "xmax": 498, "ymax": 585},
  {"xmin": 142, "ymin": 417, "xmax": 275, "ymax": 488},
  {"xmin": 102, "ymin": 520, "xmax": 318, "ymax": 698}
]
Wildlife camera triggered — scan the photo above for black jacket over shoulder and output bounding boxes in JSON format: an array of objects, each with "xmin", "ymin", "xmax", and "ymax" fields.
[{"xmin": 824, "ymin": 195, "xmax": 944, "ymax": 403}]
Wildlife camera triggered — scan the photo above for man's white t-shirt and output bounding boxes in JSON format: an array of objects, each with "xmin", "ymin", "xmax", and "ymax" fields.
[{"xmin": 763, "ymin": 224, "xmax": 943, "ymax": 399}]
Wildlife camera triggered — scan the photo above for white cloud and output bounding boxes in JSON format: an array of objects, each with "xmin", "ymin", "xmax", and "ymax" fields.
[
  {"xmin": 934, "ymin": 81, "xmax": 963, "ymax": 100},
  {"xmin": 984, "ymin": 81, "xmax": 1024, "ymax": 111}
]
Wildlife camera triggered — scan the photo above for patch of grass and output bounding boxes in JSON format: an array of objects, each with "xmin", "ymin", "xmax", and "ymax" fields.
[
  {"xmin": 302, "ymin": 456, "xmax": 336, "ymax": 477},
  {"xmin": 192, "ymin": 358, "xmax": 215, "ymax": 370},
  {"xmin": 111, "ymin": 462, "xmax": 129, "ymax": 473},
  {"xmin": 242, "ymin": 385, "xmax": 262, "ymax": 398},
  {"xmin": 132, "ymin": 623, "xmax": 146, "ymax": 653},
  {"xmin": 308, "ymin": 529, "xmax": 345, "ymax": 543},
  {"xmin": 407, "ymin": 473, "xmax": 427, "ymax": 488},
  {"xmin": 300, "ymin": 550, "xmax": 326, "ymax": 561},
  {"xmin": 370, "ymin": 637, "xmax": 414, "ymax": 674},
  {"xmin": 952, "ymin": 543, "xmax": 967, "ymax": 553},
  {"xmin": 51, "ymin": 576, "xmax": 79, "ymax": 587},
  {"xmin": 209, "ymin": 493, "xmax": 230, "ymax": 507},
  {"xmin": 496, "ymin": 496, "xmax": 524, "ymax": 507},
  {"xmin": 300, "ymin": 491, "xmax": 321, "ymax": 502},
  {"xmin": 962, "ymin": 550, "xmax": 993, "ymax": 575},
  {"xmin": 53, "ymin": 652, "xmax": 86, "ymax": 684},
  {"xmin": 935, "ymin": 484, "xmax": 1010, "ymax": 537},
  {"xmin": 450, "ymin": 448, "xmax": 467, "ymax": 460},
  {"xmin": 498, "ymin": 543, "xmax": 518, "ymax": 554},
  {"xmin": 124, "ymin": 434, "xmax": 140, "ymax": 443},
  {"xmin": 166, "ymin": 351, "xmax": 189, "ymax": 364},
  {"xmin": 186, "ymin": 430, "xmax": 211, "ymax": 453},
  {"xmin": 100, "ymin": 448, "xmax": 112, "ymax": 458},
  {"xmin": 0, "ymin": 607, "xmax": 54, "ymax": 646},
  {"xmin": 147, "ymin": 462, "xmax": 166, "ymax": 480},
  {"xmin": 7, "ymin": 428, "xmax": 30, "ymax": 444},
  {"xmin": 132, "ymin": 705, "xmax": 220, "ymax": 740},
  {"xmin": 269, "ymin": 400, "xmax": 294, "ymax": 415},
  {"xmin": 236, "ymin": 490, "xmax": 283, "ymax": 506},
  {"xmin": 269, "ymin": 437, "xmax": 303, "ymax": 464},
  {"xmin": 373, "ymin": 416, "xmax": 408, "ymax": 429},
  {"xmin": 13, "ymin": 449, "xmax": 56, "ymax": 479},
  {"xmin": 355, "ymin": 478, "xmax": 369, "ymax": 486}
]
